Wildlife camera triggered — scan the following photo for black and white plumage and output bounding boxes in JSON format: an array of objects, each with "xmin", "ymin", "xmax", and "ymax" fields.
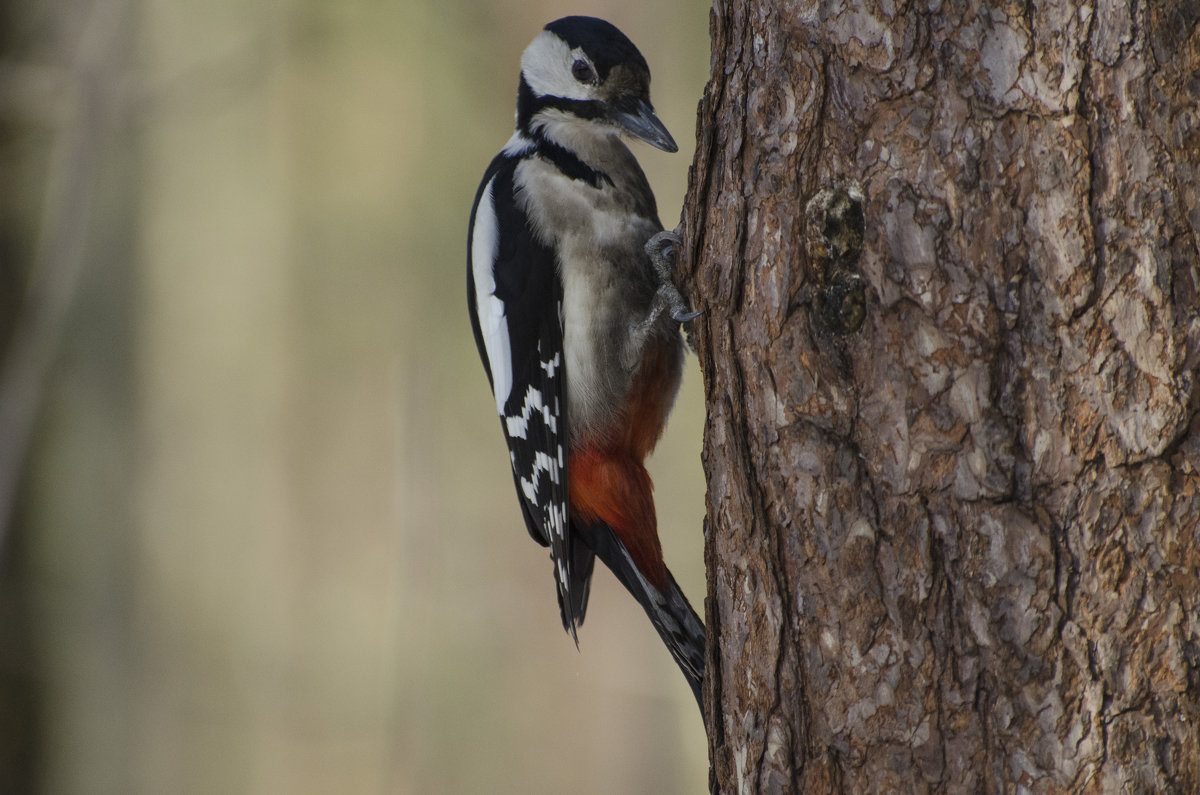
[{"xmin": 467, "ymin": 16, "xmax": 705, "ymax": 708}]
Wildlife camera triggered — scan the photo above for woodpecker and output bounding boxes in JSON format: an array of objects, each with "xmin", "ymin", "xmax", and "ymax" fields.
[{"xmin": 466, "ymin": 16, "xmax": 704, "ymax": 708}]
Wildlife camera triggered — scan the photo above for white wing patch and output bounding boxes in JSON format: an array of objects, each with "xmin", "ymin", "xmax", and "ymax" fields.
[
  {"xmin": 470, "ymin": 176, "xmax": 513, "ymax": 415},
  {"xmin": 518, "ymin": 449, "xmax": 563, "ymax": 506},
  {"xmin": 504, "ymin": 375, "xmax": 559, "ymax": 439}
]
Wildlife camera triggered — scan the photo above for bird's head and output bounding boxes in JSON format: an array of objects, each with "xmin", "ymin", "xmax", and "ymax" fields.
[{"xmin": 517, "ymin": 16, "xmax": 677, "ymax": 154}]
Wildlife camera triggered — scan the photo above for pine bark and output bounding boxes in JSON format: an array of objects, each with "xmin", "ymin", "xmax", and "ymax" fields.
[{"xmin": 680, "ymin": 1, "xmax": 1200, "ymax": 791}]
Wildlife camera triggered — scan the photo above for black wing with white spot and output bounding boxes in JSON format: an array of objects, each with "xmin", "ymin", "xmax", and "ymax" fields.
[{"xmin": 467, "ymin": 150, "xmax": 592, "ymax": 637}]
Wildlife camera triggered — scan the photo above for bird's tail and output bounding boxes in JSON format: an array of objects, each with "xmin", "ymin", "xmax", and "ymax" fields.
[
  {"xmin": 576, "ymin": 520, "xmax": 706, "ymax": 711},
  {"xmin": 557, "ymin": 537, "xmax": 596, "ymax": 640}
]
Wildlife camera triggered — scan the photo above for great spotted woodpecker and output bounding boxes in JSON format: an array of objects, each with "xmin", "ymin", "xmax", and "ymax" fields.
[{"xmin": 466, "ymin": 16, "xmax": 704, "ymax": 708}]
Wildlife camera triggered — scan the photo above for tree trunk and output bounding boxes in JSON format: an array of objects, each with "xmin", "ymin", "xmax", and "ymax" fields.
[{"xmin": 681, "ymin": 1, "xmax": 1200, "ymax": 791}]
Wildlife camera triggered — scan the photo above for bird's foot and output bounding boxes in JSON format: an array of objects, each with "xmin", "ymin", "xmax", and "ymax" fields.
[{"xmin": 645, "ymin": 230, "xmax": 702, "ymax": 324}]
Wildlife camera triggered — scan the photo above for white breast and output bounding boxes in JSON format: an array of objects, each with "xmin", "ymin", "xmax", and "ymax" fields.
[{"xmin": 514, "ymin": 156, "xmax": 661, "ymax": 438}]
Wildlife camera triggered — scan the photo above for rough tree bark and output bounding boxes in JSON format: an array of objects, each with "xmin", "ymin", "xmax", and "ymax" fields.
[{"xmin": 678, "ymin": 1, "xmax": 1200, "ymax": 791}]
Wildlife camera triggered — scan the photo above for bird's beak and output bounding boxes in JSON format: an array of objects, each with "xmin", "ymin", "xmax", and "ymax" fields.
[{"xmin": 611, "ymin": 98, "xmax": 678, "ymax": 153}]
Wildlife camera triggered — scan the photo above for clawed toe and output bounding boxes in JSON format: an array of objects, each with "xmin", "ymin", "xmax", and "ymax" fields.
[
  {"xmin": 645, "ymin": 229, "xmax": 682, "ymax": 259},
  {"xmin": 646, "ymin": 230, "xmax": 699, "ymax": 325}
]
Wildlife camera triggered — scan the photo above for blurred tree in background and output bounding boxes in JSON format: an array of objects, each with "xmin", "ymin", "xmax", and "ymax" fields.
[{"xmin": 0, "ymin": 1, "xmax": 710, "ymax": 792}]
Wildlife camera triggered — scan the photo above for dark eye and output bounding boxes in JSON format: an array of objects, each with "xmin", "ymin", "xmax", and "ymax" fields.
[{"xmin": 571, "ymin": 59, "xmax": 596, "ymax": 84}]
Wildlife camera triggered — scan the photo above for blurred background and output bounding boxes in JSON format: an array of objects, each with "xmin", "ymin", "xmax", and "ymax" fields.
[{"xmin": 0, "ymin": 0, "xmax": 711, "ymax": 792}]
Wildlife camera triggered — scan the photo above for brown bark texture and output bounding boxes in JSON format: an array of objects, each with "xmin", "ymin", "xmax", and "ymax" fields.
[{"xmin": 679, "ymin": 0, "xmax": 1200, "ymax": 792}]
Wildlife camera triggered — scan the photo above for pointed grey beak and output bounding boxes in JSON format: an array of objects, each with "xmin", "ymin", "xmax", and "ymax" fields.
[{"xmin": 611, "ymin": 98, "xmax": 678, "ymax": 153}]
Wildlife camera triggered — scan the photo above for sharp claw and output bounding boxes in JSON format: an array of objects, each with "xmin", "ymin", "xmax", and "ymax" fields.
[
  {"xmin": 647, "ymin": 229, "xmax": 682, "ymax": 251},
  {"xmin": 647, "ymin": 230, "xmax": 699, "ymax": 325}
]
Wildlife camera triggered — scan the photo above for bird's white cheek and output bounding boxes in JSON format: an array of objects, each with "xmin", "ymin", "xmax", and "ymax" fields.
[{"xmin": 520, "ymin": 32, "xmax": 596, "ymax": 102}]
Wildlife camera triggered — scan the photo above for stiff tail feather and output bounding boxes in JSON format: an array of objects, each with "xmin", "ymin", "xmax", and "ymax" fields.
[
  {"xmin": 575, "ymin": 520, "xmax": 705, "ymax": 711},
  {"xmin": 556, "ymin": 538, "xmax": 596, "ymax": 638}
]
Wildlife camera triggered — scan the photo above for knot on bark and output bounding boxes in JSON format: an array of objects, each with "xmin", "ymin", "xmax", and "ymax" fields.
[{"xmin": 805, "ymin": 182, "xmax": 866, "ymax": 335}]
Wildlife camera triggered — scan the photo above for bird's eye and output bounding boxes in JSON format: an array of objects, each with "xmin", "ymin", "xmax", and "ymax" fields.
[{"xmin": 571, "ymin": 59, "xmax": 596, "ymax": 84}]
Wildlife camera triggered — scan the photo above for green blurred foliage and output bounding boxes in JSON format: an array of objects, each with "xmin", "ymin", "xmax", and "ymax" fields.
[{"xmin": 1, "ymin": 0, "xmax": 711, "ymax": 792}]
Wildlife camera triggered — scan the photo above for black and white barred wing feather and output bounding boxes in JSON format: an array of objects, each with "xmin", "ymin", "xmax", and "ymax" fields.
[{"xmin": 467, "ymin": 150, "xmax": 594, "ymax": 638}]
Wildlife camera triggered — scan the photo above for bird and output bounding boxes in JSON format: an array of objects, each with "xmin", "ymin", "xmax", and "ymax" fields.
[{"xmin": 466, "ymin": 16, "xmax": 705, "ymax": 709}]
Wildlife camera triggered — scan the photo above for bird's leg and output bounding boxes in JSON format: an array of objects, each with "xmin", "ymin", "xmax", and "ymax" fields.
[
  {"xmin": 645, "ymin": 230, "xmax": 701, "ymax": 323},
  {"xmin": 624, "ymin": 230, "xmax": 703, "ymax": 371}
]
